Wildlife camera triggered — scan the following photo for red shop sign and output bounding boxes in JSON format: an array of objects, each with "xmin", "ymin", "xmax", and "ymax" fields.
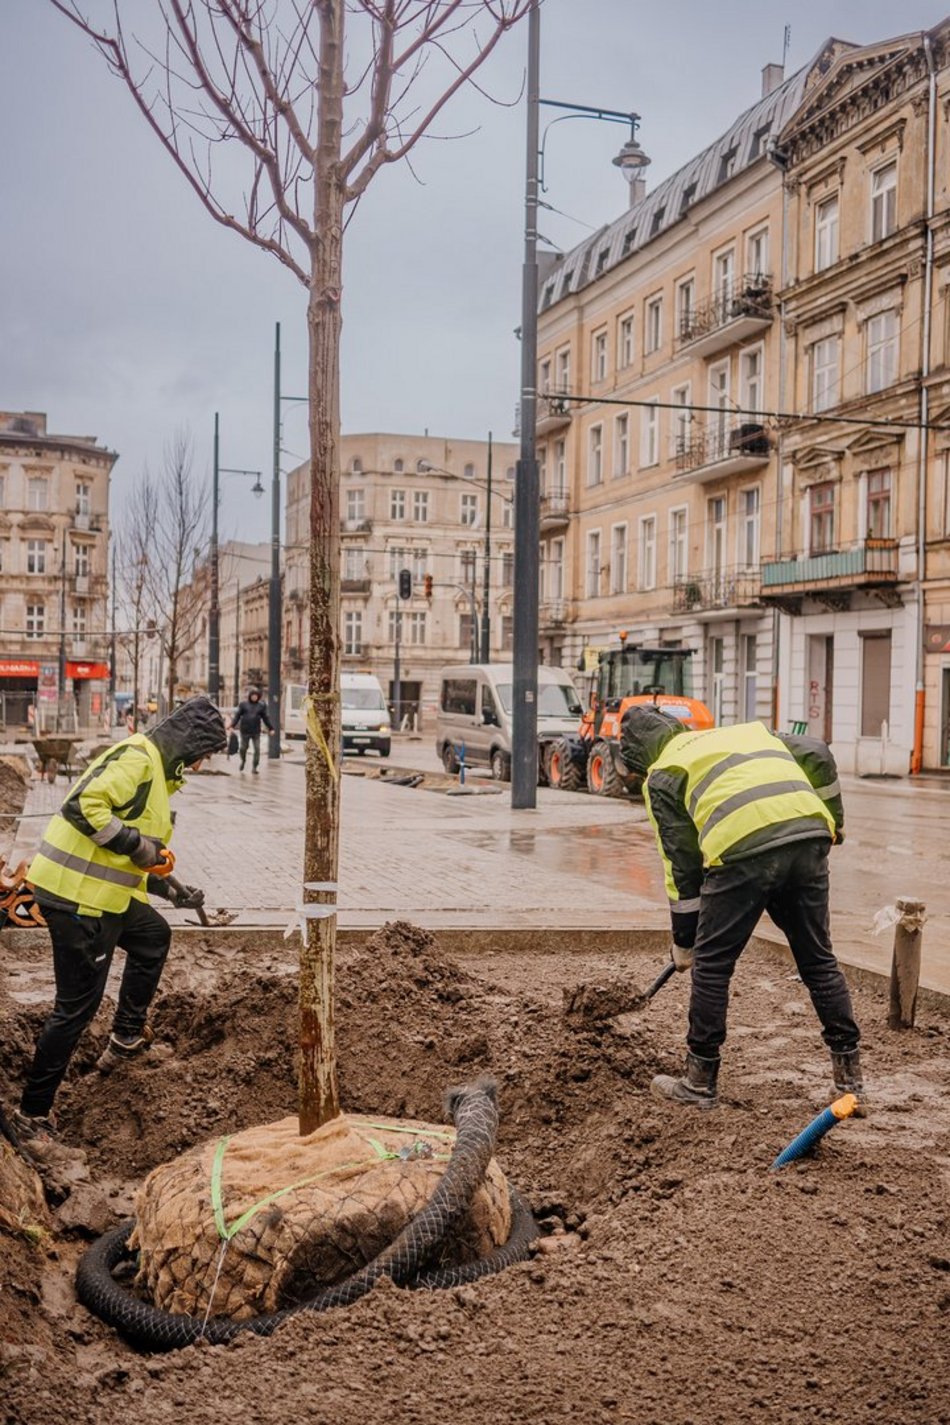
[
  {"xmin": 0, "ymin": 659, "xmax": 40, "ymax": 677},
  {"xmin": 66, "ymin": 661, "xmax": 110, "ymax": 680}
]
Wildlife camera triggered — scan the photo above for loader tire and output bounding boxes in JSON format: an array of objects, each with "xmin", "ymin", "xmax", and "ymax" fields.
[
  {"xmin": 586, "ymin": 740, "xmax": 624, "ymax": 798},
  {"xmin": 548, "ymin": 739, "xmax": 585, "ymax": 792}
]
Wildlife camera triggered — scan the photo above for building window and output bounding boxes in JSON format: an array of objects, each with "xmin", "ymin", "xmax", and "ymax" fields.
[
  {"xmin": 459, "ymin": 548, "xmax": 477, "ymax": 584},
  {"xmin": 870, "ymin": 161, "xmax": 897, "ymax": 243},
  {"xmin": 671, "ymin": 384, "xmax": 692, "ymax": 456},
  {"xmin": 639, "ymin": 401, "xmax": 659, "ymax": 467},
  {"xmin": 26, "ymin": 602, "xmax": 45, "ymax": 638},
  {"xmin": 406, "ymin": 612, "xmax": 427, "ymax": 645},
  {"xmin": 637, "ymin": 516, "xmax": 657, "ymax": 590},
  {"xmin": 458, "ymin": 612, "xmax": 475, "ymax": 654},
  {"xmin": 742, "ymin": 634, "xmax": 758, "ymax": 721},
  {"xmin": 388, "ymin": 546, "xmax": 409, "ymax": 579},
  {"xmin": 810, "ymin": 482, "xmax": 836, "ymax": 554},
  {"xmin": 74, "ymin": 543, "xmax": 90, "ymax": 577},
  {"xmin": 502, "ymin": 501, "xmax": 514, "ymax": 530},
  {"xmin": 344, "ymin": 546, "xmax": 365, "ymax": 580},
  {"xmin": 740, "ymin": 346, "xmax": 763, "ymax": 414},
  {"xmin": 72, "ymin": 603, "xmax": 87, "ymax": 636},
  {"xmin": 812, "ymin": 336, "xmax": 840, "ymax": 412},
  {"xmin": 586, "ymin": 530, "xmax": 601, "ymax": 598},
  {"xmin": 501, "ymin": 550, "xmax": 514, "ymax": 587},
  {"xmin": 351, "ymin": 456, "xmax": 363, "ymax": 474},
  {"xmin": 345, "ymin": 489, "xmax": 365, "ymax": 522},
  {"xmin": 27, "ymin": 477, "xmax": 48, "ymax": 512},
  {"xmin": 505, "ymin": 465, "xmax": 515, "ymax": 482},
  {"xmin": 555, "ymin": 346, "xmax": 571, "ymax": 391},
  {"xmin": 719, "ymin": 147, "xmax": 737, "ymax": 182},
  {"xmin": 714, "ymin": 248, "xmax": 735, "ymax": 305},
  {"xmin": 553, "ymin": 439, "xmax": 566, "ymax": 493},
  {"xmin": 707, "ymin": 495, "xmax": 727, "ymax": 571},
  {"xmin": 539, "ymin": 358, "xmax": 551, "ymax": 393},
  {"xmin": 592, "ymin": 329, "xmax": 608, "ymax": 382},
  {"xmin": 708, "ymin": 637, "xmax": 725, "ymax": 725},
  {"xmin": 866, "ymin": 310, "xmax": 898, "ymax": 394},
  {"xmin": 866, "ymin": 469, "xmax": 892, "ymax": 538},
  {"xmin": 618, "ymin": 314, "xmax": 635, "ymax": 368},
  {"xmin": 0, "ymin": 475, "xmax": 4, "ymax": 508},
  {"xmin": 861, "ymin": 632, "xmax": 892, "ymax": 737},
  {"xmin": 393, "ymin": 458, "xmax": 404, "ymax": 473},
  {"xmin": 610, "ymin": 524, "xmax": 627, "ymax": 594},
  {"xmin": 587, "ymin": 425, "xmax": 603, "ymax": 486},
  {"xmin": 614, "ymin": 413, "xmax": 629, "ymax": 478},
  {"xmin": 460, "ymin": 492, "xmax": 478, "ymax": 526},
  {"xmin": 500, "ymin": 614, "xmax": 513, "ymax": 652},
  {"xmin": 26, "ymin": 539, "xmax": 47, "ymax": 574},
  {"xmin": 463, "ymin": 463, "xmax": 476, "ymax": 480},
  {"xmin": 390, "ymin": 489, "xmax": 406, "ymax": 520},
  {"xmin": 413, "ymin": 490, "xmax": 428, "ymax": 522},
  {"xmin": 676, "ymin": 278, "xmax": 695, "ymax": 340},
  {"xmin": 412, "ymin": 549, "xmax": 429, "ymax": 583},
  {"xmin": 669, "ymin": 507, "xmax": 688, "ymax": 580},
  {"xmin": 815, "ymin": 195, "xmax": 839, "ymax": 271},
  {"xmin": 549, "ymin": 538, "xmax": 564, "ymax": 600},
  {"xmin": 76, "ymin": 482, "xmax": 91, "ymax": 516},
  {"xmin": 739, "ymin": 487, "xmax": 760, "ymax": 568},
  {"xmin": 343, "ymin": 611, "xmax": 362, "ymax": 654},
  {"xmin": 746, "ymin": 227, "xmax": 769, "ymax": 278},
  {"xmin": 645, "ymin": 295, "xmax": 663, "ymax": 354}
]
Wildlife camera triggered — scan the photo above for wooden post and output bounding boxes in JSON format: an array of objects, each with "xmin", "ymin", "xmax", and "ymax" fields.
[{"xmin": 888, "ymin": 897, "xmax": 926, "ymax": 1029}]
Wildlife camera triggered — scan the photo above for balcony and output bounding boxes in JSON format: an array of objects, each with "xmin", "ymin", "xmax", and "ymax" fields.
[
  {"xmin": 540, "ymin": 598, "xmax": 567, "ymax": 625},
  {"xmin": 760, "ymin": 537, "xmax": 900, "ymax": 609},
  {"xmin": 675, "ymin": 420, "xmax": 771, "ymax": 483},
  {"xmin": 341, "ymin": 576, "xmax": 372, "ymax": 595},
  {"xmin": 678, "ymin": 274, "xmax": 774, "ymax": 358},
  {"xmin": 540, "ymin": 490, "xmax": 570, "ymax": 531},
  {"xmin": 287, "ymin": 645, "xmax": 305, "ymax": 666},
  {"xmin": 673, "ymin": 569, "xmax": 762, "ymax": 615},
  {"xmin": 536, "ymin": 385, "xmax": 573, "ymax": 437},
  {"xmin": 341, "ymin": 517, "xmax": 372, "ymax": 535},
  {"xmin": 72, "ymin": 511, "xmax": 104, "ymax": 534}
]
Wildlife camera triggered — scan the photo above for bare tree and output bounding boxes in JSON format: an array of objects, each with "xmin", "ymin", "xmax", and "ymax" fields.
[
  {"xmin": 148, "ymin": 435, "xmax": 210, "ymax": 707},
  {"xmin": 115, "ymin": 478, "xmax": 160, "ymax": 729},
  {"xmin": 51, "ymin": 0, "xmax": 531, "ymax": 1132}
]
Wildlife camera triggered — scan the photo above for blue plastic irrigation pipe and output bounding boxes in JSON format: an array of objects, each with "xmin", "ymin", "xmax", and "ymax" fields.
[{"xmin": 771, "ymin": 1093, "xmax": 858, "ymax": 1170}]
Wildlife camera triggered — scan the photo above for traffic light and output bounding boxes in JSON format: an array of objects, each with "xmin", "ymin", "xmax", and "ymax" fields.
[
  {"xmin": 424, "ymin": 573, "xmax": 433, "ymax": 598},
  {"xmin": 398, "ymin": 568, "xmax": 412, "ymax": 600}
]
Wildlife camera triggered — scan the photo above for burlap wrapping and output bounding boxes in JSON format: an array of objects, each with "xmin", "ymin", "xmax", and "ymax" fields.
[{"xmin": 132, "ymin": 1112, "xmax": 511, "ymax": 1321}]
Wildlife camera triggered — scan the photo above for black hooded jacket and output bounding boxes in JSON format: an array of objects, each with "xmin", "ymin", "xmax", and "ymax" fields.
[
  {"xmin": 232, "ymin": 696, "xmax": 273, "ymax": 737},
  {"xmin": 148, "ymin": 697, "xmax": 228, "ymax": 786}
]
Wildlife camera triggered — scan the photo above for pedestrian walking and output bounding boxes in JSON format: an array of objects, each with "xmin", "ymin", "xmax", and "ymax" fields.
[
  {"xmin": 620, "ymin": 708, "xmax": 864, "ymax": 1112},
  {"xmin": 229, "ymin": 686, "xmax": 273, "ymax": 773},
  {"xmin": 12, "ymin": 696, "xmax": 227, "ymax": 1173}
]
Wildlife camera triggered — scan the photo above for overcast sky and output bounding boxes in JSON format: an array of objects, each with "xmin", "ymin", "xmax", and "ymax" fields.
[{"xmin": 3, "ymin": 0, "xmax": 948, "ymax": 546}]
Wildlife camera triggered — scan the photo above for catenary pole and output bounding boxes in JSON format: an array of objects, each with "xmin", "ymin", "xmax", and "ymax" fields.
[
  {"xmin": 209, "ymin": 412, "xmax": 220, "ymax": 703},
  {"xmin": 480, "ymin": 431, "xmax": 493, "ymax": 662},
  {"xmin": 268, "ymin": 322, "xmax": 283, "ymax": 757}
]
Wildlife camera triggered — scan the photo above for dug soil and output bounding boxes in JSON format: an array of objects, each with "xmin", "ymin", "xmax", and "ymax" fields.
[{"xmin": 1, "ymin": 921, "xmax": 948, "ymax": 1425}]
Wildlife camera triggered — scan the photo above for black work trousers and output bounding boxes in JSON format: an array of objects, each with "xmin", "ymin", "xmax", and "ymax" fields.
[
  {"xmin": 687, "ymin": 838, "xmax": 860, "ymax": 1059},
  {"xmin": 20, "ymin": 898, "xmax": 171, "ymax": 1118}
]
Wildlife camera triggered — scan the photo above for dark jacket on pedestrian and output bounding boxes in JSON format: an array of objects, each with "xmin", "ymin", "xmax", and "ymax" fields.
[
  {"xmin": 232, "ymin": 696, "xmax": 273, "ymax": 737},
  {"xmin": 621, "ymin": 710, "xmax": 843, "ymax": 951}
]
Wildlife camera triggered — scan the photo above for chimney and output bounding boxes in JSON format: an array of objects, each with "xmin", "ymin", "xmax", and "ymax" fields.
[
  {"xmin": 627, "ymin": 174, "xmax": 647, "ymax": 207},
  {"xmin": 761, "ymin": 62, "xmax": 784, "ymax": 98}
]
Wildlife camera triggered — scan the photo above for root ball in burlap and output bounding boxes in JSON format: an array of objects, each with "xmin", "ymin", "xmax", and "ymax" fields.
[{"xmin": 132, "ymin": 1112, "xmax": 511, "ymax": 1321}]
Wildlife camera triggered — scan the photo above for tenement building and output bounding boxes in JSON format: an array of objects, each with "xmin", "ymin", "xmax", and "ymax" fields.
[
  {"xmin": 0, "ymin": 410, "xmax": 114, "ymax": 731},
  {"xmin": 536, "ymin": 19, "xmax": 950, "ymax": 775}
]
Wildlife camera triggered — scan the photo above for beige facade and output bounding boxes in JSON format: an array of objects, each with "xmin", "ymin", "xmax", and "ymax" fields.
[
  {"xmin": 285, "ymin": 432, "xmax": 518, "ymax": 723},
  {"xmin": 0, "ymin": 410, "xmax": 114, "ymax": 731},
  {"xmin": 536, "ymin": 20, "xmax": 950, "ymax": 775}
]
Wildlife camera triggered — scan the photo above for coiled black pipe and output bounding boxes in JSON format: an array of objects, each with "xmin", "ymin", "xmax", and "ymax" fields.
[{"xmin": 76, "ymin": 1078, "xmax": 537, "ymax": 1350}]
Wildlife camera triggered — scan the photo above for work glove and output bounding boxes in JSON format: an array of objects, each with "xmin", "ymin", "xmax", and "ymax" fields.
[
  {"xmin": 169, "ymin": 883, "xmax": 205, "ymax": 910},
  {"xmin": 670, "ymin": 943, "xmax": 694, "ymax": 973},
  {"xmin": 129, "ymin": 835, "xmax": 168, "ymax": 870}
]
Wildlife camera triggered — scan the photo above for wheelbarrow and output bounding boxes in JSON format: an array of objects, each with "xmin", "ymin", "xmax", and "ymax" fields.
[{"xmin": 31, "ymin": 737, "xmax": 81, "ymax": 783}]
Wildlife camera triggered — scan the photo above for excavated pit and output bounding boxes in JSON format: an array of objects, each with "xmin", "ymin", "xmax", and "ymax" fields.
[{"xmin": 1, "ymin": 919, "xmax": 949, "ymax": 1425}]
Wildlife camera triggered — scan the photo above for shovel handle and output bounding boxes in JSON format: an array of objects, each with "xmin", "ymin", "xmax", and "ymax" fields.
[
  {"xmin": 166, "ymin": 874, "xmax": 210, "ymax": 927},
  {"xmin": 644, "ymin": 959, "xmax": 678, "ymax": 1001}
]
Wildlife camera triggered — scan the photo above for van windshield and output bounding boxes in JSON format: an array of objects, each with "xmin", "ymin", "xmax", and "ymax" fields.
[
  {"xmin": 494, "ymin": 681, "xmax": 582, "ymax": 718},
  {"xmin": 343, "ymin": 688, "xmax": 387, "ymax": 711}
]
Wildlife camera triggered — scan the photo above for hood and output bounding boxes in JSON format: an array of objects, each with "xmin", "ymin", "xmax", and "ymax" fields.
[
  {"xmin": 147, "ymin": 696, "xmax": 228, "ymax": 783},
  {"xmin": 620, "ymin": 706, "xmax": 686, "ymax": 778}
]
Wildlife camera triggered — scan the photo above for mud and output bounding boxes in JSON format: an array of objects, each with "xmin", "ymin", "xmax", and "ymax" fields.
[{"xmin": 1, "ymin": 920, "xmax": 948, "ymax": 1425}]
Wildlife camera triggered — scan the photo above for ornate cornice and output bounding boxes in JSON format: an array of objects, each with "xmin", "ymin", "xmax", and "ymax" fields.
[{"xmin": 782, "ymin": 45, "xmax": 928, "ymax": 168}]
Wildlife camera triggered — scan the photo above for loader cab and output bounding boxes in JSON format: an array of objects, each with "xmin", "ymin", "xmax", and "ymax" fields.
[{"xmin": 597, "ymin": 645, "xmax": 694, "ymax": 708}]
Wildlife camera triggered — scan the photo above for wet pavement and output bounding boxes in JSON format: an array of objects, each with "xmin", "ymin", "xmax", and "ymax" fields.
[{"xmin": 4, "ymin": 737, "xmax": 949, "ymax": 994}]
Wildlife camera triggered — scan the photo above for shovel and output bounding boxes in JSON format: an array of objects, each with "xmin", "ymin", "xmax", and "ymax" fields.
[
  {"xmin": 165, "ymin": 873, "xmax": 211, "ymax": 927},
  {"xmin": 563, "ymin": 958, "xmax": 678, "ymax": 1026}
]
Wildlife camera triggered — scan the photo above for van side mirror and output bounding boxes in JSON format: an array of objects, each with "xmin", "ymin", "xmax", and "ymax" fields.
[{"xmin": 482, "ymin": 707, "xmax": 498, "ymax": 726}]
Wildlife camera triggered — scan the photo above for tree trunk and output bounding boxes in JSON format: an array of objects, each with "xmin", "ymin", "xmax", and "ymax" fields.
[{"xmin": 299, "ymin": 0, "xmax": 344, "ymax": 1134}]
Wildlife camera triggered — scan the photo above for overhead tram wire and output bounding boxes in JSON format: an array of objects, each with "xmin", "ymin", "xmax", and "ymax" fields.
[{"xmin": 542, "ymin": 390, "xmax": 947, "ymax": 434}]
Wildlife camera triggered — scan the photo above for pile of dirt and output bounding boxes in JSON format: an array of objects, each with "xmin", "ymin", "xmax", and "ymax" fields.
[
  {"xmin": 1, "ymin": 921, "xmax": 948, "ymax": 1424},
  {"xmin": 0, "ymin": 755, "xmax": 30, "ymax": 851}
]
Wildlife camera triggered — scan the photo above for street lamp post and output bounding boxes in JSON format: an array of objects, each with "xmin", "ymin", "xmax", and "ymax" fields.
[
  {"xmin": 512, "ymin": 0, "xmax": 650, "ymax": 808},
  {"xmin": 209, "ymin": 411, "xmax": 264, "ymax": 704},
  {"xmin": 480, "ymin": 433, "xmax": 493, "ymax": 662}
]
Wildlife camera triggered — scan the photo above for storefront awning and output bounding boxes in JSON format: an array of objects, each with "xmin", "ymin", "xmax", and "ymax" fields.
[
  {"xmin": 66, "ymin": 661, "xmax": 110, "ymax": 680},
  {"xmin": 0, "ymin": 659, "xmax": 40, "ymax": 677}
]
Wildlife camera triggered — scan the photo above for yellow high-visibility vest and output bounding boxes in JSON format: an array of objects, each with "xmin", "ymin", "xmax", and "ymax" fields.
[{"xmin": 28, "ymin": 735, "xmax": 173, "ymax": 915}]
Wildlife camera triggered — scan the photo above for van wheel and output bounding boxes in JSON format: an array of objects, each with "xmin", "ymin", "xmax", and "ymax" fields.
[
  {"xmin": 490, "ymin": 749, "xmax": 511, "ymax": 782},
  {"xmin": 586, "ymin": 740, "xmax": 623, "ymax": 797},
  {"xmin": 549, "ymin": 739, "xmax": 585, "ymax": 792},
  {"xmin": 441, "ymin": 744, "xmax": 460, "ymax": 774}
]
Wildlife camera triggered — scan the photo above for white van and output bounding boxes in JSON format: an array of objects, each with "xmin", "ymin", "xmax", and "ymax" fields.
[
  {"xmin": 435, "ymin": 663, "xmax": 582, "ymax": 781},
  {"xmin": 282, "ymin": 675, "xmax": 391, "ymax": 757}
]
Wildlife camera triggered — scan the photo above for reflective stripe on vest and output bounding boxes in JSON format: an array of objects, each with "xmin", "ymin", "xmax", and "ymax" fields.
[
  {"xmin": 35, "ymin": 840, "xmax": 141, "ymax": 889},
  {"xmin": 652, "ymin": 722, "xmax": 834, "ymax": 868}
]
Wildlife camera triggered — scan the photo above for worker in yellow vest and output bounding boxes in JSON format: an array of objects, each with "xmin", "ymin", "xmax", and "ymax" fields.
[
  {"xmin": 13, "ymin": 696, "xmax": 226, "ymax": 1167},
  {"xmin": 621, "ymin": 707, "xmax": 863, "ymax": 1112}
]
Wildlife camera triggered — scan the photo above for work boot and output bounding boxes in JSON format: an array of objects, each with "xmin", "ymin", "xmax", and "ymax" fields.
[
  {"xmin": 651, "ymin": 1052, "xmax": 720, "ymax": 1109},
  {"xmin": 11, "ymin": 1110, "xmax": 90, "ymax": 1183},
  {"xmin": 97, "ymin": 1024, "xmax": 154, "ymax": 1074},
  {"xmin": 831, "ymin": 1047, "xmax": 867, "ymax": 1117}
]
